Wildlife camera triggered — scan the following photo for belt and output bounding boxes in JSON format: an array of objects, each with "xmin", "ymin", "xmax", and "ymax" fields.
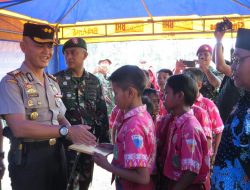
[{"xmin": 22, "ymin": 138, "xmax": 57, "ymax": 146}]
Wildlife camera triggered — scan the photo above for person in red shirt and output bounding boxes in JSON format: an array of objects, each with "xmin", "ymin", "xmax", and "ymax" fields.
[
  {"xmin": 158, "ymin": 74, "xmax": 210, "ymax": 190},
  {"xmin": 94, "ymin": 65, "xmax": 156, "ymax": 190}
]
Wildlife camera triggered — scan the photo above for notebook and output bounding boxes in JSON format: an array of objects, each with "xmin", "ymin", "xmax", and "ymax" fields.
[{"xmin": 69, "ymin": 143, "xmax": 113, "ymax": 156}]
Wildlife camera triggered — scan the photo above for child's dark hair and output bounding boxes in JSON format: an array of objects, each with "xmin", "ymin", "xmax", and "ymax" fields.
[
  {"xmin": 157, "ymin": 69, "xmax": 173, "ymax": 76},
  {"xmin": 167, "ymin": 74, "xmax": 198, "ymax": 106},
  {"xmin": 183, "ymin": 68, "xmax": 204, "ymax": 83},
  {"xmin": 142, "ymin": 96, "xmax": 154, "ymax": 118},
  {"xmin": 143, "ymin": 88, "xmax": 158, "ymax": 96},
  {"xmin": 108, "ymin": 65, "xmax": 146, "ymax": 95}
]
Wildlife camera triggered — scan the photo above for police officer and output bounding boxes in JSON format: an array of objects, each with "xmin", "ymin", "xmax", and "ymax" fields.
[
  {"xmin": 55, "ymin": 38, "xmax": 110, "ymax": 190},
  {"xmin": 0, "ymin": 23, "xmax": 96, "ymax": 190}
]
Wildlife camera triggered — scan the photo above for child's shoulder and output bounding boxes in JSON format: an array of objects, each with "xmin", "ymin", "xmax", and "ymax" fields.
[
  {"xmin": 126, "ymin": 113, "xmax": 154, "ymax": 131},
  {"xmin": 201, "ymin": 96, "xmax": 216, "ymax": 106},
  {"xmin": 182, "ymin": 113, "xmax": 202, "ymax": 130}
]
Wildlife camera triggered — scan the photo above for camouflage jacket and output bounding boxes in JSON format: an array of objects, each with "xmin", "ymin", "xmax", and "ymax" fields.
[
  {"xmin": 200, "ymin": 66, "xmax": 224, "ymax": 101},
  {"xmin": 55, "ymin": 69, "xmax": 109, "ymax": 143}
]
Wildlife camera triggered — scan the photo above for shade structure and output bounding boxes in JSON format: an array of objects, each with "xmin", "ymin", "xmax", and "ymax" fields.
[{"xmin": 0, "ymin": 0, "xmax": 249, "ymax": 43}]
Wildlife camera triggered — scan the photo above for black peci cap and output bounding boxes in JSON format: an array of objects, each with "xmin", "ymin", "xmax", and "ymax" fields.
[
  {"xmin": 236, "ymin": 28, "xmax": 250, "ymax": 51},
  {"xmin": 23, "ymin": 23, "xmax": 56, "ymax": 44}
]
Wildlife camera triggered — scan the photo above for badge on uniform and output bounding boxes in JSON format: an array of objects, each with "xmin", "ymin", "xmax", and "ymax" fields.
[
  {"xmin": 6, "ymin": 79, "xmax": 17, "ymax": 84},
  {"xmin": 131, "ymin": 135, "xmax": 143, "ymax": 149},
  {"xmin": 27, "ymin": 88, "xmax": 39, "ymax": 97},
  {"xmin": 51, "ymin": 85, "xmax": 59, "ymax": 95},
  {"xmin": 37, "ymin": 100, "xmax": 42, "ymax": 106},
  {"xmin": 25, "ymin": 83, "xmax": 33, "ymax": 89},
  {"xmin": 28, "ymin": 99, "xmax": 34, "ymax": 107}
]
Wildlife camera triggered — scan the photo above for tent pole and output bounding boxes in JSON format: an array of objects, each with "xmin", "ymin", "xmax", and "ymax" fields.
[
  {"xmin": 0, "ymin": 0, "xmax": 32, "ymax": 9},
  {"xmin": 232, "ymin": 0, "xmax": 250, "ymax": 10},
  {"xmin": 54, "ymin": 0, "xmax": 81, "ymax": 72},
  {"xmin": 140, "ymin": 0, "xmax": 153, "ymax": 20},
  {"xmin": 56, "ymin": 0, "xmax": 81, "ymax": 26}
]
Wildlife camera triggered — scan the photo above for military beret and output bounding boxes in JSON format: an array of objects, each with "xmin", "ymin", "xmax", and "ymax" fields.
[
  {"xmin": 23, "ymin": 23, "xmax": 55, "ymax": 44},
  {"xmin": 236, "ymin": 28, "xmax": 250, "ymax": 51},
  {"xmin": 196, "ymin": 44, "xmax": 212, "ymax": 56},
  {"xmin": 62, "ymin": 38, "xmax": 87, "ymax": 54}
]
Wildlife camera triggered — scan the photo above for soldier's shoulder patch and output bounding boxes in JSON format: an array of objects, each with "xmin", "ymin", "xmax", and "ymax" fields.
[{"xmin": 47, "ymin": 74, "xmax": 57, "ymax": 82}]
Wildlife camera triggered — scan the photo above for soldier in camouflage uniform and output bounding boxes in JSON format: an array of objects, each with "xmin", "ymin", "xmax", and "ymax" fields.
[
  {"xmin": 196, "ymin": 44, "xmax": 224, "ymax": 101},
  {"xmin": 55, "ymin": 38, "xmax": 110, "ymax": 190},
  {"xmin": 93, "ymin": 59, "xmax": 115, "ymax": 116}
]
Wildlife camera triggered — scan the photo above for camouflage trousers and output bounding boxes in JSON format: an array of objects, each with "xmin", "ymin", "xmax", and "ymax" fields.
[{"xmin": 66, "ymin": 150, "xmax": 94, "ymax": 190}]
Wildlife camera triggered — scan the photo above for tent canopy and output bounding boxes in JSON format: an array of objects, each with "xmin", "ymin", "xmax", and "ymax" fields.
[
  {"xmin": 0, "ymin": 0, "xmax": 250, "ymax": 44},
  {"xmin": 3, "ymin": 0, "xmax": 250, "ymax": 24},
  {"xmin": 0, "ymin": 0, "xmax": 250, "ymax": 74}
]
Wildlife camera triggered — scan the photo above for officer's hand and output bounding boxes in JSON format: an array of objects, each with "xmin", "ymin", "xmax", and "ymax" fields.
[
  {"xmin": 0, "ymin": 159, "xmax": 5, "ymax": 180},
  {"xmin": 68, "ymin": 125, "xmax": 96, "ymax": 146}
]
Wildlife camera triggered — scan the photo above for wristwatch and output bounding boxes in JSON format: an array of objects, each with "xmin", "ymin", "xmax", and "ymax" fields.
[{"xmin": 59, "ymin": 125, "xmax": 69, "ymax": 137}]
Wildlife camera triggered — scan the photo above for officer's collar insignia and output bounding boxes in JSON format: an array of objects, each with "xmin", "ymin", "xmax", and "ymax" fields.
[{"xmin": 26, "ymin": 73, "xmax": 34, "ymax": 82}]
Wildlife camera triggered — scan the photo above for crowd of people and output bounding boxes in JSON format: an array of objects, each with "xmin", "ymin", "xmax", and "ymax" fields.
[{"xmin": 0, "ymin": 22, "xmax": 249, "ymax": 190}]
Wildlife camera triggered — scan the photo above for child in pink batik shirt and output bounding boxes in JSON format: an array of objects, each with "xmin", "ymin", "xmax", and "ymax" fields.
[
  {"xmin": 158, "ymin": 74, "xmax": 210, "ymax": 190},
  {"xmin": 183, "ymin": 68, "xmax": 224, "ymax": 166},
  {"xmin": 94, "ymin": 65, "xmax": 156, "ymax": 190}
]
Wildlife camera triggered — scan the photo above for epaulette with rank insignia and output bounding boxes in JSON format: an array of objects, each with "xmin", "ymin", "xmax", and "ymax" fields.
[
  {"xmin": 7, "ymin": 69, "xmax": 22, "ymax": 77},
  {"xmin": 7, "ymin": 69, "xmax": 23, "ymax": 84},
  {"xmin": 47, "ymin": 74, "xmax": 57, "ymax": 82}
]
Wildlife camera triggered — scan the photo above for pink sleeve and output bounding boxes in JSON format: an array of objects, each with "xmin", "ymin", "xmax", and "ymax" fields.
[
  {"xmin": 180, "ymin": 121, "xmax": 203, "ymax": 174},
  {"xmin": 195, "ymin": 109, "xmax": 212, "ymax": 138},
  {"xmin": 123, "ymin": 127, "xmax": 148, "ymax": 169},
  {"xmin": 209, "ymin": 103, "xmax": 224, "ymax": 134}
]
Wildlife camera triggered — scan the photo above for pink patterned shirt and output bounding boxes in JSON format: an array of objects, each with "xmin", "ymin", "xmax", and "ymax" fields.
[
  {"xmin": 192, "ymin": 105, "xmax": 212, "ymax": 138},
  {"xmin": 112, "ymin": 105, "xmax": 156, "ymax": 190},
  {"xmin": 194, "ymin": 94, "xmax": 224, "ymax": 134},
  {"xmin": 162, "ymin": 110, "xmax": 210, "ymax": 184}
]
